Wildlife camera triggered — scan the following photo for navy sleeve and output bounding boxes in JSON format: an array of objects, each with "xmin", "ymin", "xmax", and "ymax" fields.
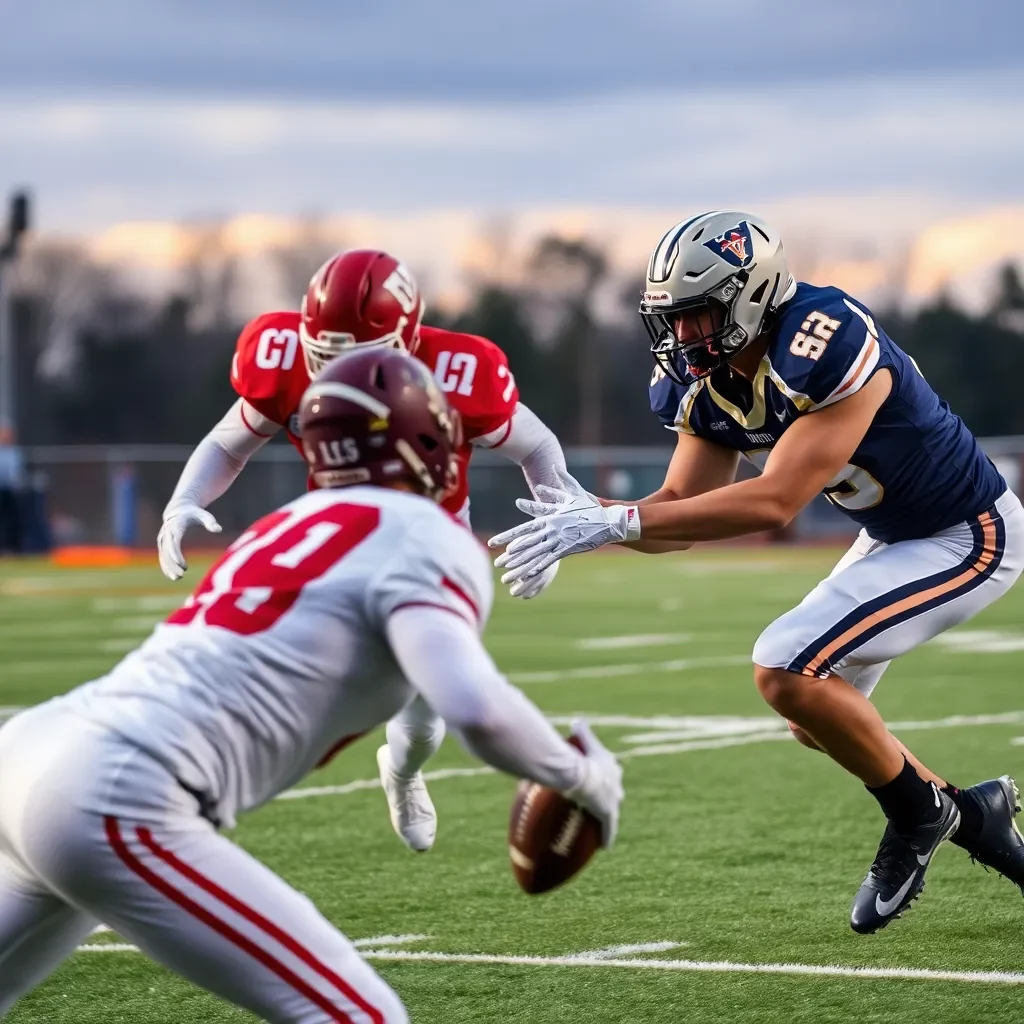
[{"xmin": 773, "ymin": 294, "xmax": 880, "ymax": 409}]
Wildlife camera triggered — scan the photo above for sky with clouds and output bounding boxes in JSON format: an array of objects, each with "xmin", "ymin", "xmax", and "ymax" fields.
[{"xmin": 2, "ymin": 0, "xmax": 1022, "ymax": 234}]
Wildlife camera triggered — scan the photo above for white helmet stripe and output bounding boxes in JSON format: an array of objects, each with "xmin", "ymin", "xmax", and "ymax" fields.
[
  {"xmin": 304, "ymin": 381, "xmax": 391, "ymax": 420},
  {"xmin": 649, "ymin": 211, "xmax": 720, "ymax": 282}
]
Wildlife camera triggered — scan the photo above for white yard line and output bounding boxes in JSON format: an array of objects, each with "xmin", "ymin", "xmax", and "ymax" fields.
[
  {"xmin": 563, "ymin": 942, "xmax": 687, "ymax": 961},
  {"xmin": 278, "ymin": 710, "xmax": 1024, "ymax": 802},
  {"xmin": 352, "ymin": 935, "xmax": 432, "ymax": 949},
  {"xmin": 0, "ymin": 573, "xmax": 141, "ymax": 595},
  {"xmin": 929, "ymin": 630, "xmax": 1024, "ymax": 654},
  {"xmin": 573, "ymin": 634, "xmax": 691, "ymax": 651},
  {"xmin": 0, "ymin": 618, "xmax": 155, "ymax": 638},
  {"xmin": 509, "ymin": 655, "xmax": 748, "ymax": 685},
  {"xmin": 361, "ymin": 949, "xmax": 1024, "ymax": 985},
  {"xmin": 91, "ymin": 596, "xmax": 182, "ymax": 613},
  {"xmin": 887, "ymin": 711, "xmax": 1024, "ymax": 731},
  {"xmin": 72, "ymin": 938, "xmax": 1024, "ymax": 985},
  {"xmin": 96, "ymin": 638, "xmax": 140, "ymax": 654},
  {"xmin": 547, "ymin": 714, "xmax": 776, "ymax": 731},
  {"xmin": 619, "ymin": 731, "xmax": 792, "ymax": 759},
  {"xmin": 276, "ymin": 767, "xmax": 494, "ymax": 802}
]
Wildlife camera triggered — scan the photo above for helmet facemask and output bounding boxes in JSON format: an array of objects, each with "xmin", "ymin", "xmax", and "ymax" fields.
[
  {"xmin": 298, "ymin": 280, "xmax": 426, "ymax": 378},
  {"xmin": 642, "ymin": 272, "xmax": 750, "ymax": 383}
]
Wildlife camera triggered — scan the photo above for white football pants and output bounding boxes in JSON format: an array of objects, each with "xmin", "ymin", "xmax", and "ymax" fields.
[
  {"xmin": 0, "ymin": 704, "xmax": 407, "ymax": 1023},
  {"xmin": 753, "ymin": 490, "xmax": 1024, "ymax": 695}
]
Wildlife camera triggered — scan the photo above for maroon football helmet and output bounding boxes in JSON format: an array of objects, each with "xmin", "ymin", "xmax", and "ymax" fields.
[
  {"xmin": 298, "ymin": 346, "xmax": 460, "ymax": 501},
  {"xmin": 299, "ymin": 249, "xmax": 425, "ymax": 376}
]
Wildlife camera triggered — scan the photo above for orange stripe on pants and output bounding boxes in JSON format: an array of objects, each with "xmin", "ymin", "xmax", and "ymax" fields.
[{"xmin": 802, "ymin": 512, "xmax": 996, "ymax": 677}]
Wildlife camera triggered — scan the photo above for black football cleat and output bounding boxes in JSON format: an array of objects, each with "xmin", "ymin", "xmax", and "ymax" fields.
[
  {"xmin": 850, "ymin": 787, "xmax": 960, "ymax": 935},
  {"xmin": 958, "ymin": 776, "xmax": 1024, "ymax": 890}
]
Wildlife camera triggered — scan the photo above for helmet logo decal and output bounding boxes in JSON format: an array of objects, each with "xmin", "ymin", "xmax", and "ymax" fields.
[
  {"xmin": 382, "ymin": 264, "xmax": 419, "ymax": 314},
  {"xmin": 703, "ymin": 221, "xmax": 754, "ymax": 268}
]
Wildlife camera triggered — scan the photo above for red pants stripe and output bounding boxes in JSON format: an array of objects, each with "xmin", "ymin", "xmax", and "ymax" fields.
[{"xmin": 105, "ymin": 817, "xmax": 383, "ymax": 1024}]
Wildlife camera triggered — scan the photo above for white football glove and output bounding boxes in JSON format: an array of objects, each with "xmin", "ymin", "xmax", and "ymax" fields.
[
  {"xmin": 510, "ymin": 559, "xmax": 559, "ymax": 599},
  {"xmin": 563, "ymin": 719, "xmax": 624, "ymax": 849},
  {"xmin": 507, "ymin": 482, "xmax": 568, "ymax": 598},
  {"xmin": 488, "ymin": 468, "xmax": 639, "ymax": 589},
  {"xmin": 157, "ymin": 503, "xmax": 222, "ymax": 581}
]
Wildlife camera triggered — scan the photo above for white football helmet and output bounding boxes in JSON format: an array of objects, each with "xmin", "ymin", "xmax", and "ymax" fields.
[{"xmin": 641, "ymin": 211, "xmax": 794, "ymax": 382}]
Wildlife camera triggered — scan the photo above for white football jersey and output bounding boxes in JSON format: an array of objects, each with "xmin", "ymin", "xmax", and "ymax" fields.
[{"xmin": 58, "ymin": 486, "xmax": 493, "ymax": 828}]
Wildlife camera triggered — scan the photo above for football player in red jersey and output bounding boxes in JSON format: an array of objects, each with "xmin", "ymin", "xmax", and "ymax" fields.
[{"xmin": 157, "ymin": 249, "xmax": 568, "ymax": 853}]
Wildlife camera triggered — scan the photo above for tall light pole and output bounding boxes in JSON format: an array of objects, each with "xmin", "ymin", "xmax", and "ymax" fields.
[{"xmin": 0, "ymin": 191, "xmax": 31, "ymax": 433}]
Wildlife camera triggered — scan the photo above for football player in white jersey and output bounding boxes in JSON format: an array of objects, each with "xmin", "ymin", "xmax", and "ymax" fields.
[{"xmin": 0, "ymin": 348, "xmax": 623, "ymax": 1023}]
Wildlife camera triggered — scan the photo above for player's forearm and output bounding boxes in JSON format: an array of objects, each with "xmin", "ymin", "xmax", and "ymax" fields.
[
  {"xmin": 638, "ymin": 477, "xmax": 794, "ymax": 542},
  {"xmin": 600, "ymin": 491, "xmax": 694, "ymax": 551},
  {"xmin": 164, "ymin": 400, "xmax": 278, "ymax": 515},
  {"xmin": 599, "ymin": 484, "xmax": 680, "ymax": 508},
  {"xmin": 454, "ymin": 686, "xmax": 585, "ymax": 793},
  {"xmin": 478, "ymin": 403, "xmax": 567, "ymax": 495},
  {"xmin": 387, "ymin": 606, "xmax": 583, "ymax": 791},
  {"xmin": 621, "ymin": 539, "xmax": 695, "ymax": 553}
]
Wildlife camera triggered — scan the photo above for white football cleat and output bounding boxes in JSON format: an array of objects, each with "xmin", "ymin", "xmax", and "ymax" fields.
[{"xmin": 376, "ymin": 745, "xmax": 437, "ymax": 853}]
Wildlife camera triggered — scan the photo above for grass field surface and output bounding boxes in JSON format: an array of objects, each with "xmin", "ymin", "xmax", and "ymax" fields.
[{"xmin": 2, "ymin": 547, "xmax": 1024, "ymax": 1022}]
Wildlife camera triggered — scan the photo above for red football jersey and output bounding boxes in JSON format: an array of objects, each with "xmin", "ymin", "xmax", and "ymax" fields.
[{"xmin": 230, "ymin": 315, "xmax": 520, "ymax": 517}]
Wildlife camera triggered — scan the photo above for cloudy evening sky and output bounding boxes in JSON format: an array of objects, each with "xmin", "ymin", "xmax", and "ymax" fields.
[{"xmin": 1, "ymin": 0, "xmax": 1022, "ymax": 236}]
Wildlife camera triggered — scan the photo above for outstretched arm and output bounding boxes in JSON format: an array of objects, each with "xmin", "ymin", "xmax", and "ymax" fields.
[
  {"xmin": 637, "ymin": 370, "xmax": 891, "ymax": 541},
  {"xmin": 474, "ymin": 402, "xmax": 567, "ymax": 494},
  {"xmin": 606, "ymin": 431, "xmax": 740, "ymax": 553},
  {"xmin": 491, "ymin": 370, "xmax": 891, "ymax": 583},
  {"xmin": 474, "ymin": 402, "xmax": 568, "ymax": 596},
  {"xmin": 158, "ymin": 399, "xmax": 281, "ymax": 579},
  {"xmin": 386, "ymin": 604, "xmax": 623, "ymax": 845}
]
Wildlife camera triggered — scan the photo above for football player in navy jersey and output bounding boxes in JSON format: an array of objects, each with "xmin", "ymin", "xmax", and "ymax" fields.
[{"xmin": 491, "ymin": 211, "xmax": 1024, "ymax": 934}]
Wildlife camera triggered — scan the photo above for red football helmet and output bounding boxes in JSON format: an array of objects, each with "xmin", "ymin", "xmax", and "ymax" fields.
[
  {"xmin": 299, "ymin": 249, "xmax": 425, "ymax": 376},
  {"xmin": 298, "ymin": 347, "xmax": 460, "ymax": 501}
]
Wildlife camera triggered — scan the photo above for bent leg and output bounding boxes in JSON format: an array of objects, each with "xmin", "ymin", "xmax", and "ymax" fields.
[
  {"xmin": 0, "ymin": 854, "xmax": 96, "ymax": 1015},
  {"xmin": 754, "ymin": 666, "xmax": 902, "ymax": 785},
  {"xmin": 754, "ymin": 500, "xmax": 1024, "ymax": 787},
  {"xmin": 385, "ymin": 695, "xmax": 445, "ymax": 778},
  {"xmin": 50, "ymin": 816, "xmax": 407, "ymax": 1024}
]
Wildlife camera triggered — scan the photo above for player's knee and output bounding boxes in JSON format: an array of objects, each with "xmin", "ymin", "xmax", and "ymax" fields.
[
  {"xmin": 787, "ymin": 721, "xmax": 822, "ymax": 751},
  {"xmin": 752, "ymin": 663, "xmax": 807, "ymax": 717},
  {"xmin": 389, "ymin": 699, "xmax": 445, "ymax": 745}
]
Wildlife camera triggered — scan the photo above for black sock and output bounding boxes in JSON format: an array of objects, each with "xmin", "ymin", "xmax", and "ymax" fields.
[
  {"xmin": 866, "ymin": 758, "xmax": 941, "ymax": 831},
  {"xmin": 943, "ymin": 784, "xmax": 983, "ymax": 850}
]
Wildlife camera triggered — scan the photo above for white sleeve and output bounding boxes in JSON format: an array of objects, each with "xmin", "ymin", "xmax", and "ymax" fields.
[
  {"xmin": 386, "ymin": 604, "xmax": 584, "ymax": 791},
  {"xmin": 163, "ymin": 398, "xmax": 281, "ymax": 516},
  {"xmin": 367, "ymin": 517, "xmax": 494, "ymax": 632},
  {"xmin": 472, "ymin": 402, "xmax": 567, "ymax": 495}
]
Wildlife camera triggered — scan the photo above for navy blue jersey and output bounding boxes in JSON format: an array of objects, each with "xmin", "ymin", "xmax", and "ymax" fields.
[{"xmin": 649, "ymin": 283, "xmax": 1005, "ymax": 544}]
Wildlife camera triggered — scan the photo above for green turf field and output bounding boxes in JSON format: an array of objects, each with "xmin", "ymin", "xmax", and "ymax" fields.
[{"xmin": 3, "ymin": 548, "xmax": 1024, "ymax": 1023}]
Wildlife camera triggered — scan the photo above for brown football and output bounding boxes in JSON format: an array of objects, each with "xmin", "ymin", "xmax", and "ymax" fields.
[{"xmin": 508, "ymin": 740, "xmax": 602, "ymax": 894}]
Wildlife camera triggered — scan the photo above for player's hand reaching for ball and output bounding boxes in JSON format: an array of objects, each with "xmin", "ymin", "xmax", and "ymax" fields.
[
  {"xmin": 564, "ymin": 719, "xmax": 624, "ymax": 848},
  {"xmin": 158, "ymin": 503, "xmax": 222, "ymax": 581}
]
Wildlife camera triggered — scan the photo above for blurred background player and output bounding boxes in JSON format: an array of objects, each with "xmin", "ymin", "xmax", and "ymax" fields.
[
  {"xmin": 0, "ymin": 347, "xmax": 622, "ymax": 1023},
  {"xmin": 492, "ymin": 210, "xmax": 1024, "ymax": 934},
  {"xmin": 156, "ymin": 248, "xmax": 569, "ymax": 854}
]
